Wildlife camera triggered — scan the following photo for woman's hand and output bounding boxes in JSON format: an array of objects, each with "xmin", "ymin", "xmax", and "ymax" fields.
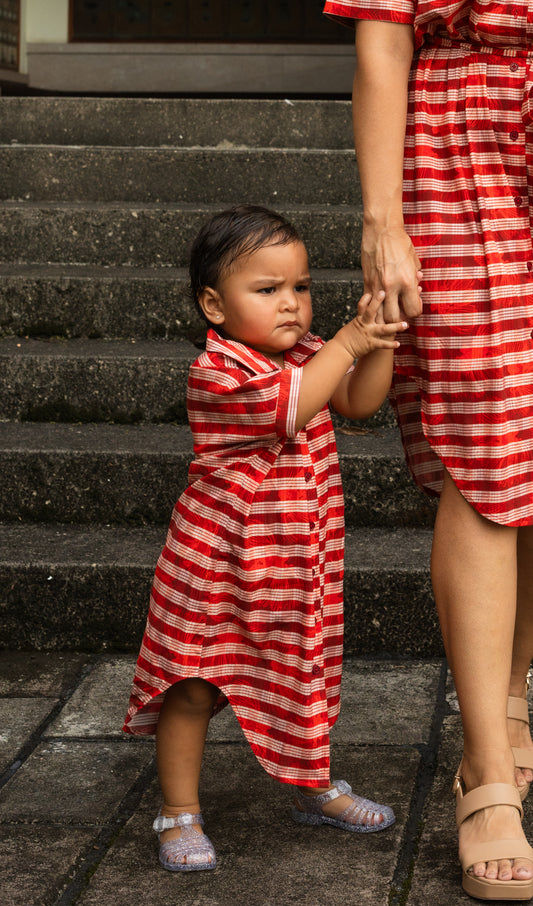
[{"xmin": 361, "ymin": 223, "xmax": 423, "ymax": 323}]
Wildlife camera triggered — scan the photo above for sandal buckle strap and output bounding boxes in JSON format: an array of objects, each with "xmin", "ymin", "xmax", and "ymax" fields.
[
  {"xmin": 153, "ymin": 812, "xmax": 203, "ymax": 834},
  {"xmin": 310, "ymin": 779, "xmax": 351, "ymax": 807}
]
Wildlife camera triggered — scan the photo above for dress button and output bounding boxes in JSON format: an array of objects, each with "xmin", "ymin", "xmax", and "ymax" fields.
[
  {"xmin": 310, "ymin": 521, "xmax": 315, "ymax": 531},
  {"xmin": 514, "ymin": 196, "xmax": 523, "ymax": 207},
  {"xmin": 528, "ymin": 261, "xmax": 533, "ymax": 272},
  {"xmin": 510, "ymin": 130, "xmax": 519, "ymax": 141},
  {"xmin": 510, "ymin": 62, "xmax": 519, "ymax": 72},
  {"xmin": 311, "ymin": 664, "xmax": 321, "ymax": 676},
  {"xmin": 304, "ymin": 471, "xmax": 312, "ymax": 482}
]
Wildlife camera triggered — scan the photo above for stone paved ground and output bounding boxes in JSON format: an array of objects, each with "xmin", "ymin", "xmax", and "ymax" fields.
[{"xmin": 2, "ymin": 652, "xmax": 530, "ymax": 906}]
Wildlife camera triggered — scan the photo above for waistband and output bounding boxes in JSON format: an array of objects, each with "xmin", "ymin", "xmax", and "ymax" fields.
[{"xmin": 421, "ymin": 34, "xmax": 531, "ymax": 61}]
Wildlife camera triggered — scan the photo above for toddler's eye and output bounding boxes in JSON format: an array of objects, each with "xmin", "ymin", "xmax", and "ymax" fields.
[
  {"xmin": 295, "ymin": 283, "xmax": 310, "ymax": 293},
  {"xmin": 258, "ymin": 286, "xmax": 276, "ymax": 294}
]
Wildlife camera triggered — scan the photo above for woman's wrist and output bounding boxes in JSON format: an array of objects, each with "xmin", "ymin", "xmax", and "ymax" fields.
[{"xmin": 362, "ymin": 205, "xmax": 405, "ymax": 232}]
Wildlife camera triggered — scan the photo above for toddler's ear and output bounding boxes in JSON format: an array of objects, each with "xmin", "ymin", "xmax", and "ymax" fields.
[{"xmin": 198, "ymin": 287, "xmax": 224, "ymax": 325}]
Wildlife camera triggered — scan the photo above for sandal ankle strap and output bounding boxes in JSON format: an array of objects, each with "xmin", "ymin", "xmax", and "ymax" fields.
[
  {"xmin": 508, "ymin": 695, "xmax": 530, "ymax": 724},
  {"xmin": 456, "ymin": 783, "xmax": 523, "ymax": 827},
  {"xmin": 295, "ymin": 780, "xmax": 351, "ymax": 809},
  {"xmin": 153, "ymin": 812, "xmax": 203, "ymax": 833}
]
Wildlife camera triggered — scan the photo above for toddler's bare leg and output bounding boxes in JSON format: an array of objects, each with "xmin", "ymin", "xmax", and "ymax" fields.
[{"xmin": 156, "ymin": 678, "xmax": 219, "ymax": 863}]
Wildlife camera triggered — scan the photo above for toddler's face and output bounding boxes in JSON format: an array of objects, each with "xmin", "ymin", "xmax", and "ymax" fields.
[{"xmin": 206, "ymin": 240, "xmax": 312, "ymax": 365}]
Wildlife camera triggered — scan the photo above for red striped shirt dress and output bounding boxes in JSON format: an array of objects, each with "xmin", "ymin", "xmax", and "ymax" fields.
[
  {"xmin": 324, "ymin": 0, "xmax": 533, "ymax": 526},
  {"xmin": 123, "ymin": 329, "xmax": 345, "ymax": 786}
]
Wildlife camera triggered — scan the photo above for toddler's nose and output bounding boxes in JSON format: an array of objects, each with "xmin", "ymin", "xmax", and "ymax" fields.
[{"xmin": 281, "ymin": 291, "xmax": 299, "ymax": 310}]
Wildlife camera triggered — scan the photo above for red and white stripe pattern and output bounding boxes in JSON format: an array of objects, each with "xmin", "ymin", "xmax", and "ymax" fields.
[
  {"xmin": 324, "ymin": 0, "xmax": 533, "ymax": 525},
  {"xmin": 123, "ymin": 330, "xmax": 344, "ymax": 786}
]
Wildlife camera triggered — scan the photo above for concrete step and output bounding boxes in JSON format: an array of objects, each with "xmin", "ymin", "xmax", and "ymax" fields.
[
  {"xmin": 0, "ymin": 422, "xmax": 435, "ymax": 528},
  {"xmin": 0, "ymin": 337, "xmax": 396, "ymax": 428},
  {"xmin": 0, "ymin": 146, "xmax": 360, "ymax": 204},
  {"xmin": 0, "ymin": 264, "xmax": 365, "ymax": 341},
  {"xmin": 0, "ymin": 203, "xmax": 362, "ymax": 269},
  {"xmin": 0, "ymin": 98, "xmax": 353, "ymax": 148},
  {"xmin": 0, "ymin": 337, "xmax": 192, "ymax": 423},
  {"xmin": 0, "ymin": 522, "xmax": 438, "ymax": 656}
]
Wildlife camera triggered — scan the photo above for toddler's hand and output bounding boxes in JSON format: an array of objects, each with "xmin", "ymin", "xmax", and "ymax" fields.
[{"xmin": 339, "ymin": 292, "xmax": 408, "ymax": 359}]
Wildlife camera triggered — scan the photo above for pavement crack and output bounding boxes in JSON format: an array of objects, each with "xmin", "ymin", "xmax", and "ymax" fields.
[
  {"xmin": 0, "ymin": 657, "xmax": 98, "ymax": 793},
  {"xmin": 388, "ymin": 658, "xmax": 448, "ymax": 906},
  {"xmin": 53, "ymin": 754, "xmax": 157, "ymax": 906}
]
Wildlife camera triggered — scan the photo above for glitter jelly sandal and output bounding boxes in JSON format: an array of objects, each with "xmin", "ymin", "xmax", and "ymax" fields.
[
  {"xmin": 153, "ymin": 812, "xmax": 216, "ymax": 872},
  {"xmin": 454, "ymin": 773, "xmax": 533, "ymax": 901},
  {"xmin": 291, "ymin": 779, "xmax": 395, "ymax": 833},
  {"xmin": 508, "ymin": 692, "xmax": 533, "ymax": 802}
]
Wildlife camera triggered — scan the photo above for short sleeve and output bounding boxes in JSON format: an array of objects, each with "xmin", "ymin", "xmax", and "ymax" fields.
[
  {"xmin": 187, "ymin": 360, "xmax": 303, "ymax": 452},
  {"xmin": 323, "ymin": 0, "xmax": 415, "ymax": 26}
]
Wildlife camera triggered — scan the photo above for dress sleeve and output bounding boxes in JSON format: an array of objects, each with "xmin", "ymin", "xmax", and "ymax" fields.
[
  {"xmin": 187, "ymin": 360, "xmax": 304, "ymax": 451},
  {"xmin": 323, "ymin": 0, "xmax": 415, "ymax": 26}
]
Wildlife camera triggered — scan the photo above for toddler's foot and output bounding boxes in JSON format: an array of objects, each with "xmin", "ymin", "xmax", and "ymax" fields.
[
  {"xmin": 153, "ymin": 806, "xmax": 216, "ymax": 871},
  {"xmin": 292, "ymin": 779, "xmax": 395, "ymax": 833}
]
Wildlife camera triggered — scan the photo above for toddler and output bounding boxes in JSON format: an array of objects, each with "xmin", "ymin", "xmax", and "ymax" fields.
[{"xmin": 123, "ymin": 205, "xmax": 407, "ymax": 871}]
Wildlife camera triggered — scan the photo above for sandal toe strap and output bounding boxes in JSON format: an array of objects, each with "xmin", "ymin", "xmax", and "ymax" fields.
[
  {"xmin": 159, "ymin": 830, "xmax": 215, "ymax": 865},
  {"xmin": 337, "ymin": 793, "xmax": 387, "ymax": 823},
  {"xmin": 461, "ymin": 837, "xmax": 533, "ymax": 872}
]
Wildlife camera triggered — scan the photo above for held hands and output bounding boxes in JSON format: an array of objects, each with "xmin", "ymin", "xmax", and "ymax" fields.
[
  {"xmin": 296, "ymin": 290, "xmax": 406, "ymax": 429},
  {"xmin": 338, "ymin": 291, "xmax": 408, "ymax": 361},
  {"xmin": 361, "ymin": 224, "xmax": 423, "ymax": 322}
]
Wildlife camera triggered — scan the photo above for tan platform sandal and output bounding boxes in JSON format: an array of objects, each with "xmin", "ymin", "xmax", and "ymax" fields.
[
  {"xmin": 509, "ymin": 692, "xmax": 533, "ymax": 802},
  {"xmin": 454, "ymin": 772, "xmax": 533, "ymax": 901}
]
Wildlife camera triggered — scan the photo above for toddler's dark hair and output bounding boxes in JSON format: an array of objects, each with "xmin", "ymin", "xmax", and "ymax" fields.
[{"xmin": 189, "ymin": 205, "xmax": 301, "ymax": 323}]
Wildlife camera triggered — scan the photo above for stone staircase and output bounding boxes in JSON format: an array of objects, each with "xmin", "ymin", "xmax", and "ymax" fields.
[{"xmin": 0, "ymin": 97, "xmax": 439, "ymax": 657}]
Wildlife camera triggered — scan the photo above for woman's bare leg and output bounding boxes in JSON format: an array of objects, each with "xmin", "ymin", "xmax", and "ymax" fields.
[
  {"xmin": 508, "ymin": 526, "xmax": 533, "ymax": 789},
  {"xmin": 431, "ymin": 471, "xmax": 532, "ymax": 882},
  {"xmin": 155, "ymin": 678, "xmax": 219, "ymax": 865}
]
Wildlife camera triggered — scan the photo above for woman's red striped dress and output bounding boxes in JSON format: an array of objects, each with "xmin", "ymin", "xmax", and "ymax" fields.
[
  {"xmin": 123, "ymin": 329, "xmax": 345, "ymax": 786},
  {"xmin": 324, "ymin": 0, "xmax": 533, "ymax": 526}
]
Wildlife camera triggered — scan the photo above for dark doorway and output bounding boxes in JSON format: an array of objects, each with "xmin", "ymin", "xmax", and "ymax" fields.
[{"xmin": 70, "ymin": 1, "xmax": 350, "ymax": 43}]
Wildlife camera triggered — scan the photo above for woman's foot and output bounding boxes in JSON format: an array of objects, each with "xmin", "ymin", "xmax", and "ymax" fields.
[
  {"xmin": 455, "ymin": 760, "xmax": 533, "ymax": 885},
  {"xmin": 292, "ymin": 780, "xmax": 395, "ymax": 833}
]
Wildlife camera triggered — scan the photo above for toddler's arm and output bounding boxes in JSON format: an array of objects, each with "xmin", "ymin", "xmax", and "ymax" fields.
[{"xmin": 294, "ymin": 291, "xmax": 406, "ymax": 432}]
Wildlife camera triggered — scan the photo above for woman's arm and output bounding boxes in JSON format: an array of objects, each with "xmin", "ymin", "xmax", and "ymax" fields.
[{"xmin": 353, "ymin": 19, "xmax": 421, "ymax": 322}]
